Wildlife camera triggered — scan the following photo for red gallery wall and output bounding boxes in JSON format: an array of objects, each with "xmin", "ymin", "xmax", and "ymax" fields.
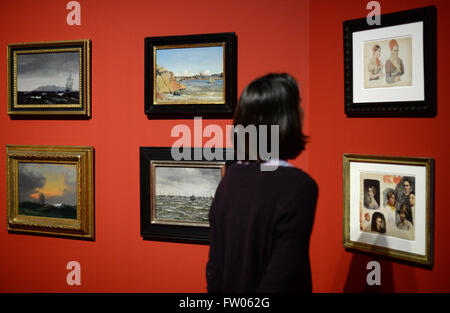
[
  {"xmin": 308, "ymin": 0, "xmax": 450, "ymax": 292},
  {"xmin": 0, "ymin": 0, "xmax": 449, "ymax": 293},
  {"xmin": 0, "ymin": 0, "xmax": 310, "ymax": 292}
]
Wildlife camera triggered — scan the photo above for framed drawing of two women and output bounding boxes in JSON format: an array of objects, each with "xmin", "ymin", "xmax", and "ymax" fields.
[{"xmin": 343, "ymin": 6, "xmax": 436, "ymax": 117}]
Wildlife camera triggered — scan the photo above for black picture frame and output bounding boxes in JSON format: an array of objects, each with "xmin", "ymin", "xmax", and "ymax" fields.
[
  {"xmin": 343, "ymin": 6, "xmax": 436, "ymax": 117},
  {"xmin": 7, "ymin": 39, "xmax": 91, "ymax": 118},
  {"xmin": 144, "ymin": 32, "xmax": 237, "ymax": 119},
  {"xmin": 140, "ymin": 147, "xmax": 233, "ymax": 243}
]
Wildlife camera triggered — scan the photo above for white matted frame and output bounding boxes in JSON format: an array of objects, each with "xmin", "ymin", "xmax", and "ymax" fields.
[
  {"xmin": 343, "ymin": 154, "xmax": 434, "ymax": 267},
  {"xmin": 343, "ymin": 6, "xmax": 436, "ymax": 117}
]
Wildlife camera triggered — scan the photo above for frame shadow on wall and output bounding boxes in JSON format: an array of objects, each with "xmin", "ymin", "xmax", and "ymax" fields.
[{"xmin": 343, "ymin": 233, "xmax": 419, "ymax": 292}]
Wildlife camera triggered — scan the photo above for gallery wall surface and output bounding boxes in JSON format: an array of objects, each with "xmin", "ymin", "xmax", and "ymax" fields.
[
  {"xmin": 308, "ymin": 0, "xmax": 450, "ymax": 292},
  {"xmin": 0, "ymin": 0, "xmax": 310, "ymax": 292},
  {"xmin": 1, "ymin": 0, "xmax": 449, "ymax": 293}
]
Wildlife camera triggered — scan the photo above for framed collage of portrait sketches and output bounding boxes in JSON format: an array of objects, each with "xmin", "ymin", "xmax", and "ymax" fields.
[
  {"xmin": 7, "ymin": 39, "xmax": 91, "ymax": 117},
  {"xmin": 343, "ymin": 154, "xmax": 434, "ymax": 267},
  {"xmin": 343, "ymin": 6, "xmax": 436, "ymax": 117},
  {"xmin": 140, "ymin": 147, "xmax": 232, "ymax": 243},
  {"xmin": 6, "ymin": 145, "xmax": 94, "ymax": 240}
]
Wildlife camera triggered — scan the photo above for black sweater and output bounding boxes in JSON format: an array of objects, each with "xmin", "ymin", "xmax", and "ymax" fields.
[{"xmin": 206, "ymin": 162, "xmax": 318, "ymax": 293}]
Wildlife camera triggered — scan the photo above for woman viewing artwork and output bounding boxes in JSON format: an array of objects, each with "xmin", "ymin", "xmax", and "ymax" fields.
[{"xmin": 206, "ymin": 73, "xmax": 318, "ymax": 293}]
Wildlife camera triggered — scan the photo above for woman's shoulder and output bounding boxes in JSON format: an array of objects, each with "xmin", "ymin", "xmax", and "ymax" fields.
[
  {"xmin": 279, "ymin": 166, "xmax": 317, "ymax": 185},
  {"xmin": 223, "ymin": 162, "xmax": 317, "ymax": 187},
  {"xmin": 265, "ymin": 165, "xmax": 319, "ymax": 197}
]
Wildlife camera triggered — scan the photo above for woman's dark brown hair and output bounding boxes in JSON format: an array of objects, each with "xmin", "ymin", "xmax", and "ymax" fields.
[{"xmin": 232, "ymin": 73, "xmax": 308, "ymax": 161}]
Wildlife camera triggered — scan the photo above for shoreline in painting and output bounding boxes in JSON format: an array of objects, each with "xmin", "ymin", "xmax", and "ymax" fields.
[
  {"xmin": 155, "ymin": 64, "xmax": 224, "ymax": 103},
  {"xmin": 158, "ymin": 79, "xmax": 224, "ymax": 103}
]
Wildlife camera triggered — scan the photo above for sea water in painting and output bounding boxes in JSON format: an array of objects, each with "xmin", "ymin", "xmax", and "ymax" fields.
[
  {"xmin": 155, "ymin": 45, "xmax": 224, "ymax": 104},
  {"xmin": 154, "ymin": 166, "xmax": 222, "ymax": 223},
  {"xmin": 18, "ymin": 163, "xmax": 77, "ymax": 219},
  {"xmin": 16, "ymin": 51, "xmax": 80, "ymax": 105}
]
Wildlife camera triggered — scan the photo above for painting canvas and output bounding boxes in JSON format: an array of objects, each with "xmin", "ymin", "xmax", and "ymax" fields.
[
  {"xmin": 140, "ymin": 147, "xmax": 231, "ymax": 243},
  {"xmin": 16, "ymin": 51, "xmax": 80, "ymax": 105},
  {"xmin": 155, "ymin": 45, "xmax": 225, "ymax": 104},
  {"xmin": 18, "ymin": 163, "xmax": 77, "ymax": 219},
  {"xmin": 145, "ymin": 33, "xmax": 237, "ymax": 118},
  {"xmin": 8, "ymin": 40, "xmax": 91, "ymax": 116},
  {"xmin": 343, "ymin": 154, "xmax": 434, "ymax": 267},
  {"xmin": 154, "ymin": 165, "xmax": 222, "ymax": 225},
  {"xmin": 7, "ymin": 145, "xmax": 94, "ymax": 240}
]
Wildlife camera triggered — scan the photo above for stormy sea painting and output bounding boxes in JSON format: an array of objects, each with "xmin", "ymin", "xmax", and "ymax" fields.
[
  {"xmin": 16, "ymin": 51, "xmax": 80, "ymax": 105},
  {"xmin": 155, "ymin": 45, "xmax": 224, "ymax": 104},
  {"xmin": 154, "ymin": 166, "xmax": 222, "ymax": 224},
  {"xmin": 18, "ymin": 163, "xmax": 77, "ymax": 219}
]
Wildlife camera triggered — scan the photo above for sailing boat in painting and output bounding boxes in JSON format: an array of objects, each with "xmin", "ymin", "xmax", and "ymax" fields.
[
  {"xmin": 65, "ymin": 73, "xmax": 73, "ymax": 92},
  {"xmin": 16, "ymin": 51, "xmax": 80, "ymax": 105},
  {"xmin": 154, "ymin": 166, "xmax": 222, "ymax": 224}
]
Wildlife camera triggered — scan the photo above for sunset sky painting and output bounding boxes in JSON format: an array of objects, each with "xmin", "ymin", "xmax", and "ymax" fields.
[{"xmin": 18, "ymin": 162, "xmax": 77, "ymax": 206}]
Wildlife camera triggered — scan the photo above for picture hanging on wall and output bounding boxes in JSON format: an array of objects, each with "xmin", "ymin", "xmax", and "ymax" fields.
[
  {"xmin": 7, "ymin": 39, "xmax": 91, "ymax": 117},
  {"xmin": 140, "ymin": 147, "xmax": 232, "ymax": 243},
  {"xmin": 343, "ymin": 154, "xmax": 434, "ymax": 267},
  {"xmin": 144, "ymin": 32, "xmax": 237, "ymax": 118},
  {"xmin": 343, "ymin": 6, "xmax": 436, "ymax": 117},
  {"xmin": 6, "ymin": 145, "xmax": 94, "ymax": 240}
]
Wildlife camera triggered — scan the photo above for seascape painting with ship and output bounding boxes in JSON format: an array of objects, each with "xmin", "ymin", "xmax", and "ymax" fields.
[
  {"xmin": 154, "ymin": 166, "xmax": 222, "ymax": 224},
  {"xmin": 18, "ymin": 163, "xmax": 77, "ymax": 219},
  {"xmin": 16, "ymin": 51, "xmax": 80, "ymax": 105},
  {"xmin": 154, "ymin": 45, "xmax": 225, "ymax": 104}
]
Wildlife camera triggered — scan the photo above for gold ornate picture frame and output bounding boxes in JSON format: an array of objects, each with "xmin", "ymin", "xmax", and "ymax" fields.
[
  {"xmin": 7, "ymin": 39, "xmax": 91, "ymax": 117},
  {"xmin": 6, "ymin": 145, "xmax": 94, "ymax": 239},
  {"xmin": 343, "ymin": 154, "xmax": 434, "ymax": 267}
]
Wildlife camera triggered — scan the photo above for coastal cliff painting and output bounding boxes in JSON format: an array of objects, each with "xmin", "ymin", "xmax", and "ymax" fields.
[
  {"xmin": 145, "ymin": 33, "xmax": 237, "ymax": 117},
  {"xmin": 8, "ymin": 40, "xmax": 91, "ymax": 117},
  {"xmin": 155, "ymin": 45, "xmax": 224, "ymax": 104}
]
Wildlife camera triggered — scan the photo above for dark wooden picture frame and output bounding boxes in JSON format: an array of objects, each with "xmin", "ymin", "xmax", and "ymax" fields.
[
  {"xmin": 7, "ymin": 40, "xmax": 91, "ymax": 117},
  {"xmin": 343, "ymin": 154, "xmax": 434, "ymax": 267},
  {"xmin": 144, "ymin": 32, "xmax": 237, "ymax": 118},
  {"xmin": 140, "ymin": 147, "xmax": 232, "ymax": 243},
  {"xmin": 343, "ymin": 6, "xmax": 436, "ymax": 117}
]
